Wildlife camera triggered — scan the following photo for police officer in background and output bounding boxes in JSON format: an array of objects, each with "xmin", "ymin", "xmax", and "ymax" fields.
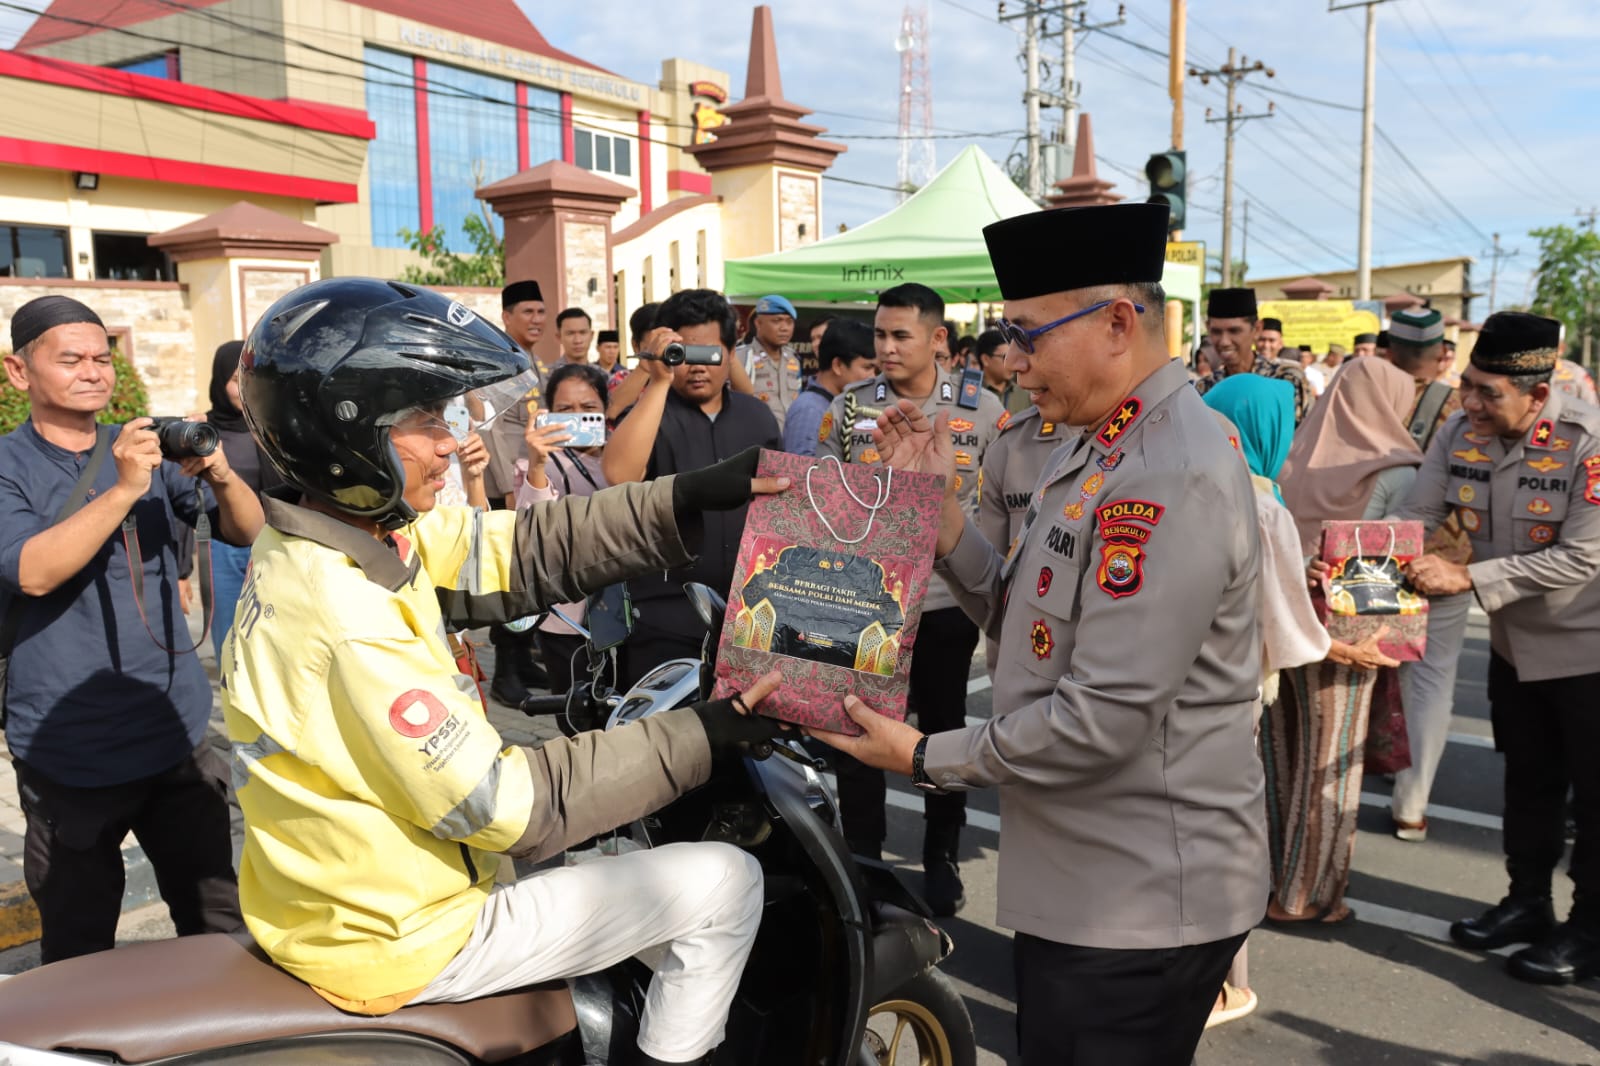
[
  {"xmin": 737, "ymin": 294, "xmax": 803, "ymax": 430},
  {"xmin": 1397, "ymin": 311, "xmax": 1600, "ymax": 986},
  {"xmin": 818, "ymin": 282, "xmax": 1005, "ymax": 916},
  {"xmin": 813, "ymin": 203, "xmax": 1268, "ymax": 1064}
]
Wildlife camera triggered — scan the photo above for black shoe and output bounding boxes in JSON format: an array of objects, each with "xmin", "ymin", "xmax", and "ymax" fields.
[
  {"xmin": 923, "ymin": 858, "xmax": 966, "ymax": 918},
  {"xmin": 489, "ymin": 656, "xmax": 529, "ymax": 707},
  {"xmin": 1449, "ymin": 896, "xmax": 1557, "ymax": 950},
  {"xmin": 1507, "ymin": 923, "xmax": 1600, "ymax": 985}
]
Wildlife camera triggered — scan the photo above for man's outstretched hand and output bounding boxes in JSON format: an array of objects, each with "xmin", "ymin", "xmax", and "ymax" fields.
[
  {"xmin": 693, "ymin": 670, "xmax": 788, "ymax": 764},
  {"xmin": 874, "ymin": 401, "xmax": 957, "ymax": 495},
  {"xmin": 807, "ymin": 694, "xmax": 922, "ymax": 777},
  {"xmin": 672, "ymin": 446, "xmax": 790, "ymax": 513}
]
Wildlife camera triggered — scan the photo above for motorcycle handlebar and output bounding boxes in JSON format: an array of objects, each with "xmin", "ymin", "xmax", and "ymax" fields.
[{"xmin": 520, "ymin": 694, "xmax": 570, "ymax": 717}]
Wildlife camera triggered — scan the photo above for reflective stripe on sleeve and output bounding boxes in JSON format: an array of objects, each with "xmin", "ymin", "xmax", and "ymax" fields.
[
  {"xmin": 430, "ymin": 756, "xmax": 504, "ymax": 841},
  {"xmin": 231, "ymin": 734, "xmax": 290, "ymax": 794}
]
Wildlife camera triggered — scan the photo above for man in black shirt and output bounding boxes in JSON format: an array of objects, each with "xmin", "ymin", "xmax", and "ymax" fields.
[{"xmin": 603, "ymin": 290, "xmax": 781, "ymax": 687}]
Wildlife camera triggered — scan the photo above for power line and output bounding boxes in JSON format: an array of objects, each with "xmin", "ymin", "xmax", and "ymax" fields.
[
  {"xmin": 1413, "ymin": 0, "xmax": 1590, "ymax": 206},
  {"xmin": 1372, "ymin": 124, "xmax": 1492, "ymax": 246}
]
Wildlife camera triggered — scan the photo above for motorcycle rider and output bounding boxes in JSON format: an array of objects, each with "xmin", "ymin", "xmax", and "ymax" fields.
[{"xmin": 223, "ymin": 278, "xmax": 787, "ymax": 1066}]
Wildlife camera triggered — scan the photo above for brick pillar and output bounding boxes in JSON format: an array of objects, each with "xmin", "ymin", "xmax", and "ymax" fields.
[{"xmin": 478, "ymin": 162, "xmax": 631, "ymax": 365}]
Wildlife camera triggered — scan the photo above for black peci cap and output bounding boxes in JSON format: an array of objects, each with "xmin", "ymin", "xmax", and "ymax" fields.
[
  {"xmin": 1207, "ymin": 288, "xmax": 1257, "ymax": 320},
  {"xmin": 1260, "ymin": 317, "xmax": 1284, "ymax": 332},
  {"xmin": 982, "ymin": 203, "xmax": 1170, "ymax": 301},
  {"xmin": 501, "ymin": 280, "xmax": 543, "ymax": 309},
  {"xmin": 1469, "ymin": 311, "xmax": 1561, "ymax": 375},
  {"xmin": 596, "ymin": 329, "xmax": 619, "ymax": 344}
]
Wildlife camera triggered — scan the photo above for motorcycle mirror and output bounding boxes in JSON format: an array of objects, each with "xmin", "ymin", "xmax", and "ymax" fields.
[{"xmin": 683, "ymin": 582, "xmax": 728, "ymax": 630}]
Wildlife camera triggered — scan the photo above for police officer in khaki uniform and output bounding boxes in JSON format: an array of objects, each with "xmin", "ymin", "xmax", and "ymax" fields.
[
  {"xmin": 737, "ymin": 294, "xmax": 804, "ymax": 430},
  {"xmin": 1396, "ymin": 311, "xmax": 1600, "ymax": 985},
  {"xmin": 812, "ymin": 203, "xmax": 1268, "ymax": 1065},
  {"xmin": 977, "ymin": 404, "xmax": 1061, "ymax": 555},
  {"xmin": 818, "ymin": 282, "xmax": 1005, "ymax": 916}
]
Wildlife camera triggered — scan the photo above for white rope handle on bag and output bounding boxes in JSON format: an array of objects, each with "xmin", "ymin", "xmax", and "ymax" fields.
[
  {"xmin": 1350, "ymin": 523, "xmax": 1397, "ymax": 567},
  {"xmin": 805, "ymin": 454, "xmax": 894, "ymax": 545}
]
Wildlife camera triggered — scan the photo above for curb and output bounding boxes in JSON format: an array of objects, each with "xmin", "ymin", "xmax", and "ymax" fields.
[{"xmin": 0, "ymin": 846, "xmax": 158, "ymax": 952}]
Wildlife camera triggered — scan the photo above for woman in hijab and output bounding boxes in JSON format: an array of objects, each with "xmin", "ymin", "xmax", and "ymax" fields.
[
  {"xmin": 1200, "ymin": 375, "xmax": 1396, "ymax": 1025},
  {"xmin": 203, "ymin": 341, "xmax": 282, "ymax": 655},
  {"xmin": 1264, "ymin": 358, "xmax": 1420, "ymax": 925}
]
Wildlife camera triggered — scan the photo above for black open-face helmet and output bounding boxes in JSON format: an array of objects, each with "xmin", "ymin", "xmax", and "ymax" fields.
[{"xmin": 240, "ymin": 277, "xmax": 529, "ymax": 529}]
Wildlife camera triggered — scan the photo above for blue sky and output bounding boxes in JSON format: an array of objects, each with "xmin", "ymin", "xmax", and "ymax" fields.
[{"xmin": 4, "ymin": 0, "xmax": 1593, "ymax": 313}]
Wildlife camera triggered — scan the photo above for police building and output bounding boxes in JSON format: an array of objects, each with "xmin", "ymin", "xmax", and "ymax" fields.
[{"xmin": 0, "ymin": 0, "xmax": 842, "ymax": 410}]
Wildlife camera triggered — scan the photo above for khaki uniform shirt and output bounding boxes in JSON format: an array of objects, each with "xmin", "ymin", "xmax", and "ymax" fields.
[
  {"xmin": 977, "ymin": 406, "xmax": 1065, "ymax": 555},
  {"xmin": 1396, "ymin": 393, "xmax": 1600, "ymax": 682},
  {"xmin": 1555, "ymin": 358, "xmax": 1599, "ymax": 406},
  {"xmin": 739, "ymin": 342, "xmax": 804, "ymax": 430},
  {"xmin": 819, "ymin": 369, "xmax": 1006, "ymax": 613},
  {"xmin": 925, "ymin": 359, "xmax": 1270, "ymax": 949}
]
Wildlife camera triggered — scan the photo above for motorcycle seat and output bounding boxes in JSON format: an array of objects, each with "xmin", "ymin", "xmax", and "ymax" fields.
[{"xmin": 0, "ymin": 932, "xmax": 577, "ymax": 1063}]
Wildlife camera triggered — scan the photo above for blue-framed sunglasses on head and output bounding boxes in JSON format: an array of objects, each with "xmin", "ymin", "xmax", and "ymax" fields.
[{"xmin": 998, "ymin": 298, "xmax": 1145, "ymax": 355}]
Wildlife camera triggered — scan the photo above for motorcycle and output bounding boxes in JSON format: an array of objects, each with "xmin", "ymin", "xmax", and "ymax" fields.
[{"xmin": 0, "ymin": 584, "xmax": 976, "ymax": 1066}]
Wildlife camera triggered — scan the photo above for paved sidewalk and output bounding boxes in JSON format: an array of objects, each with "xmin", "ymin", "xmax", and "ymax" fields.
[{"xmin": 0, "ymin": 619, "xmax": 558, "ymax": 952}]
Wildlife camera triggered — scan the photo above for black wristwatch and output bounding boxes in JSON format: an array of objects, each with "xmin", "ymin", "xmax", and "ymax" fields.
[{"xmin": 911, "ymin": 735, "xmax": 941, "ymax": 792}]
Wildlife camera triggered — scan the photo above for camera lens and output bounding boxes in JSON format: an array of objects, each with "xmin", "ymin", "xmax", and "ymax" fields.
[
  {"xmin": 151, "ymin": 417, "xmax": 220, "ymax": 460},
  {"xmin": 660, "ymin": 342, "xmax": 686, "ymax": 367}
]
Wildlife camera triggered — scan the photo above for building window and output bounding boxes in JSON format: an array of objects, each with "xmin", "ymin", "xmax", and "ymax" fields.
[
  {"xmin": 365, "ymin": 47, "xmax": 419, "ymax": 250},
  {"xmin": 92, "ymin": 232, "xmax": 174, "ymax": 282},
  {"xmin": 111, "ymin": 51, "xmax": 179, "ymax": 80},
  {"xmin": 0, "ymin": 224, "xmax": 69, "ymax": 278},
  {"xmin": 573, "ymin": 129, "xmax": 634, "ymax": 178},
  {"xmin": 427, "ymin": 61, "xmax": 517, "ymax": 254},
  {"xmin": 526, "ymin": 84, "xmax": 561, "ymax": 169}
]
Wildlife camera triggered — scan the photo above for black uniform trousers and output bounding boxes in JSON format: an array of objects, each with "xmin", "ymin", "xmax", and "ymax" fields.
[
  {"xmin": 836, "ymin": 606, "xmax": 979, "ymax": 850},
  {"xmin": 1014, "ymin": 930, "xmax": 1247, "ymax": 1066},
  {"xmin": 15, "ymin": 743, "xmax": 243, "ymax": 963},
  {"xmin": 1488, "ymin": 653, "xmax": 1600, "ymax": 923}
]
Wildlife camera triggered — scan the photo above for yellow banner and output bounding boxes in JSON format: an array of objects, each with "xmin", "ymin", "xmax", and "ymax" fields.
[
  {"xmin": 1165, "ymin": 241, "xmax": 1204, "ymax": 268},
  {"xmin": 1258, "ymin": 300, "xmax": 1382, "ymax": 353}
]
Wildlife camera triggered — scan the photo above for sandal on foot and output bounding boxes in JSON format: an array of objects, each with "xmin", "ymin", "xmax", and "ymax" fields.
[{"xmin": 1206, "ymin": 983, "xmax": 1259, "ymax": 1029}]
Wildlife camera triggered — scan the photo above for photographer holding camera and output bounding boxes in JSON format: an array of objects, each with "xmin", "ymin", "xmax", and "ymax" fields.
[
  {"xmin": 603, "ymin": 289, "xmax": 781, "ymax": 687},
  {"xmin": 0, "ymin": 295, "xmax": 263, "ymax": 962}
]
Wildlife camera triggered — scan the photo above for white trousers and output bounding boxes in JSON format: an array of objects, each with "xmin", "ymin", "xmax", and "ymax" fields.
[
  {"xmin": 1393, "ymin": 592, "xmax": 1474, "ymax": 824},
  {"xmin": 415, "ymin": 841, "xmax": 764, "ymax": 1062}
]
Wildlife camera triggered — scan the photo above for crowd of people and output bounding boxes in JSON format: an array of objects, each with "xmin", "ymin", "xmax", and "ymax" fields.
[{"xmin": 2, "ymin": 197, "xmax": 1598, "ymax": 1064}]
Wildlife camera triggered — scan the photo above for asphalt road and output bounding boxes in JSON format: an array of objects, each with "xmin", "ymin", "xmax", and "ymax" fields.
[{"xmin": 4, "ymin": 607, "xmax": 1596, "ymax": 1064}]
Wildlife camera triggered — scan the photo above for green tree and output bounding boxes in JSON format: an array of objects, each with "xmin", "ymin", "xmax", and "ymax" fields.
[
  {"xmin": 398, "ymin": 212, "xmax": 506, "ymax": 288},
  {"xmin": 1528, "ymin": 223, "xmax": 1600, "ymax": 356},
  {"xmin": 0, "ymin": 349, "xmax": 150, "ymax": 435}
]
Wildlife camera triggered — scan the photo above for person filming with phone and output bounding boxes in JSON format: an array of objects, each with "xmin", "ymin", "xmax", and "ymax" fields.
[{"xmin": 517, "ymin": 362, "xmax": 613, "ymax": 695}]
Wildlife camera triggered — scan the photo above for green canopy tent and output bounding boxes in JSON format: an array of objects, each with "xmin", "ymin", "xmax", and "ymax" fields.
[{"xmin": 723, "ymin": 145, "xmax": 1202, "ymax": 321}]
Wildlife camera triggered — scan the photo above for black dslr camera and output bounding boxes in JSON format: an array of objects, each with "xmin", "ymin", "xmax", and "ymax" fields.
[{"xmin": 147, "ymin": 417, "xmax": 220, "ymax": 460}]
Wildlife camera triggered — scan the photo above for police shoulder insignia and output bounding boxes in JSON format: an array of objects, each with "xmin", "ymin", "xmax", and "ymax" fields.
[
  {"xmin": 1094, "ymin": 499, "xmax": 1165, "ymax": 528},
  {"xmin": 875, "ymin": 381, "xmax": 888, "ymax": 403},
  {"xmin": 940, "ymin": 380, "xmax": 954, "ymax": 402},
  {"xmin": 996, "ymin": 411, "xmax": 1012, "ymax": 432},
  {"xmin": 1030, "ymin": 619, "xmax": 1055, "ymax": 660},
  {"xmin": 1093, "ymin": 498, "xmax": 1161, "ymax": 599},
  {"xmin": 1530, "ymin": 419, "xmax": 1555, "ymax": 448},
  {"xmin": 818, "ymin": 410, "xmax": 834, "ymax": 443},
  {"xmin": 1585, "ymin": 454, "xmax": 1600, "ymax": 505},
  {"xmin": 1096, "ymin": 396, "xmax": 1143, "ymax": 448}
]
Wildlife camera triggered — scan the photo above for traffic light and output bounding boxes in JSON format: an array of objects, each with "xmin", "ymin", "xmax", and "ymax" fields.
[{"xmin": 1144, "ymin": 150, "xmax": 1186, "ymax": 232}]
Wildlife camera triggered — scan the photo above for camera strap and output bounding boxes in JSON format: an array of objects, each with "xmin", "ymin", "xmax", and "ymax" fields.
[
  {"xmin": 0, "ymin": 425, "xmax": 113, "ymax": 724},
  {"xmin": 120, "ymin": 482, "xmax": 214, "ymax": 656}
]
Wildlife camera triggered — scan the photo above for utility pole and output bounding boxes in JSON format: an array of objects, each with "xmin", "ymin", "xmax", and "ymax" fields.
[
  {"xmin": 1242, "ymin": 199, "xmax": 1250, "ymax": 280},
  {"xmin": 1484, "ymin": 232, "xmax": 1519, "ymax": 318},
  {"xmin": 1331, "ymin": 0, "xmax": 1393, "ymax": 300},
  {"xmin": 1002, "ymin": 2, "xmax": 1125, "ymax": 201},
  {"xmin": 1169, "ymin": 0, "xmax": 1185, "ymax": 154},
  {"xmin": 1192, "ymin": 49, "xmax": 1273, "ymax": 287}
]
